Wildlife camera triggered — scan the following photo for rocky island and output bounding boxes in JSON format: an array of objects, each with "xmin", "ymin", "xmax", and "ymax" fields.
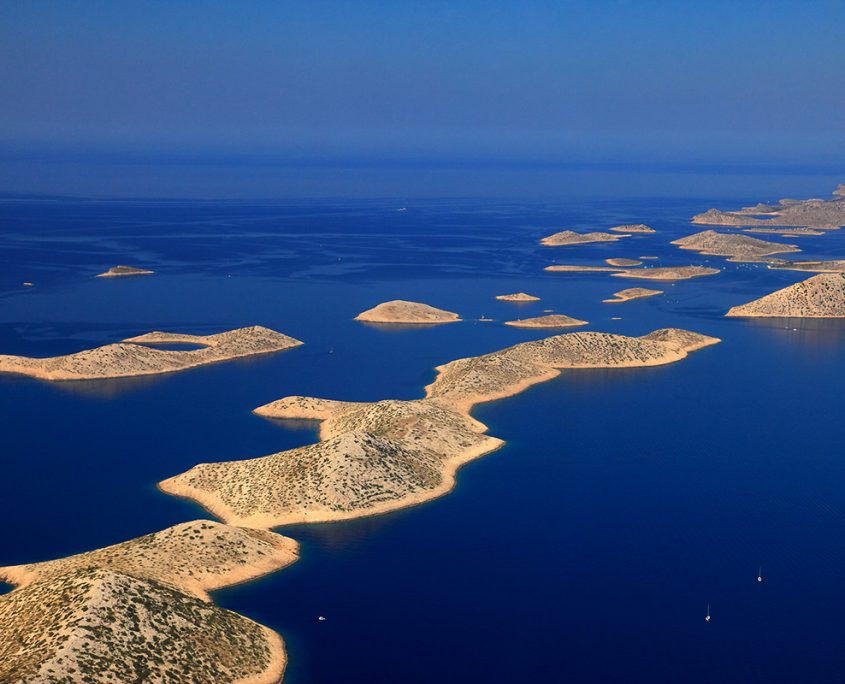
[
  {"xmin": 0, "ymin": 325, "xmax": 302, "ymax": 381},
  {"xmin": 672, "ymin": 230, "xmax": 800, "ymax": 262},
  {"xmin": 603, "ymin": 288, "xmax": 663, "ymax": 303},
  {"xmin": 609, "ymin": 224, "xmax": 655, "ymax": 234},
  {"xmin": 95, "ymin": 265, "xmax": 155, "ymax": 278},
  {"xmin": 606, "ymin": 258, "xmax": 642, "ymax": 267},
  {"xmin": 354, "ymin": 300, "xmax": 461, "ymax": 324},
  {"xmin": 612, "ymin": 266, "xmax": 720, "ymax": 281},
  {"xmin": 692, "ymin": 185, "xmax": 845, "ymax": 227},
  {"xmin": 544, "ymin": 264, "xmax": 622, "ymax": 273},
  {"xmin": 504, "ymin": 314, "xmax": 587, "ymax": 328},
  {"xmin": 545, "ymin": 262, "xmax": 719, "ymax": 281},
  {"xmin": 743, "ymin": 227, "xmax": 828, "ymax": 237},
  {"xmin": 0, "ymin": 520, "xmax": 298, "ymax": 683},
  {"xmin": 769, "ymin": 260, "xmax": 845, "ymax": 273},
  {"xmin": 160, "ymin": 328, "xmax": 719, "ymax": 529},
  {"xmin": 496, "ymin": 292, "xmax": 541, "ymax": 302},
  {"xmin": 726, "ymin": 273, "xmax": 845, "ymax": 318},
  {"xmin": 540, "ymin": 230, "xmax": 628, "ymax": 246}
]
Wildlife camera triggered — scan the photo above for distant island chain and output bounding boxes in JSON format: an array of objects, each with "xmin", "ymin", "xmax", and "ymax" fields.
[{"xmin": 3, "ymin": 184, "xmax": 845, "ymax": 682}]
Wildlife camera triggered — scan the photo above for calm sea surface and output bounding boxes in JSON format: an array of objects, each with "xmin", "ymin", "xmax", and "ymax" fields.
[{"xmin": 1, "ymin": 190, "xmax": 844, "ymax": 682}]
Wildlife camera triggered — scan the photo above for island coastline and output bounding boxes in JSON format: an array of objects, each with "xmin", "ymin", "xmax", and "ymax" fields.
[{"xmin": 160, "ymin": 328, "xmax": 720, "ymax": 529}]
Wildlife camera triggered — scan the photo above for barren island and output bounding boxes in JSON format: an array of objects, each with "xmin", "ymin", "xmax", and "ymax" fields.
[
  {"xmin": 0, "ymin": 326, "xmax": 302, "ymax": 381},
  {"xmin": 540, "ymin": 230, "xmax": 628, "ymax": 246},
  {"xmin": 603, "ymin": 288, "xmax": 663, "ymax": 303},
  {"xmin": 504, "ymin": 314, "xmax": 588, "ymax": 328},
  {"xmin": 354, "ymin": 300, "xmax": 461, "ymax": 324},
  {"xmin": 496, "ymin": 292, "xmax": 541, "ymax": 302},
  {"xmin": 96, "ymin": 265, "xmax": 155, "ymax": 278},
  {"xmin": 726, "ymin": 273, "xmax": 845, "ymax": 318}
]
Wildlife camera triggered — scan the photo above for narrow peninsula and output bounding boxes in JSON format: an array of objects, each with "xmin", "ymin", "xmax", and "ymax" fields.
[
  {"xmin": 354, "ymin": 300, "xmax": 461, "ymax": 324},
  {"xmin": 160, "ymin": 328, "xmax": 719, "ymax": 529},
  {"xmin": 726, "ymin": 273, "xmax": 845, "ymax": 318},
  {"xmin": 0, "ymin": 326, "xmax": 302, "ymax": 381}
]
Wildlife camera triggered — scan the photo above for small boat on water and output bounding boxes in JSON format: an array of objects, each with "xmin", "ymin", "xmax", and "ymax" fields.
[
  {"xmin": 758, "ymin": 566, "xmax": 763, "ymax": 583},
  {"xmin": 705, "ymin": 603, "xmax": 711, "ymax": 622}
]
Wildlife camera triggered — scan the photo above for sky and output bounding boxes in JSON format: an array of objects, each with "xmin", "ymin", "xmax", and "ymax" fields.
[{"xmin": 1, "ymin": 0, "xmax": 844, "ymax": 197}]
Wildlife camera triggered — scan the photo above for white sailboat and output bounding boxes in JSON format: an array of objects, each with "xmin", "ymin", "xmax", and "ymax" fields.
[
  {"xmin": 705, "ymin": 603, "xmax": 711, "ymax": 622},
  {"xmin": 757, "ymin": 566, "xmax": 763, "ymax": 583}
]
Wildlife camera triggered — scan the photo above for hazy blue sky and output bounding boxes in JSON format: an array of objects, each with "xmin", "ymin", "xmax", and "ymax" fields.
[{"xmin": 1, "ymin": 1, "xmax": 844, "ymax": 196}]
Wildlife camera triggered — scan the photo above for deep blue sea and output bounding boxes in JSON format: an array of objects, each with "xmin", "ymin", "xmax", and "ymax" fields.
[{"xmin": 2, "ymin": 189, "xmax": 845, "ymax": 683}]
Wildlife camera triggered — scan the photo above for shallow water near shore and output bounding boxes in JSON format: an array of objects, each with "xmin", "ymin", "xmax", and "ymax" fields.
[{"xmin": 2, "ymin": 189, "xmax": 845, "ymax": 683}]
